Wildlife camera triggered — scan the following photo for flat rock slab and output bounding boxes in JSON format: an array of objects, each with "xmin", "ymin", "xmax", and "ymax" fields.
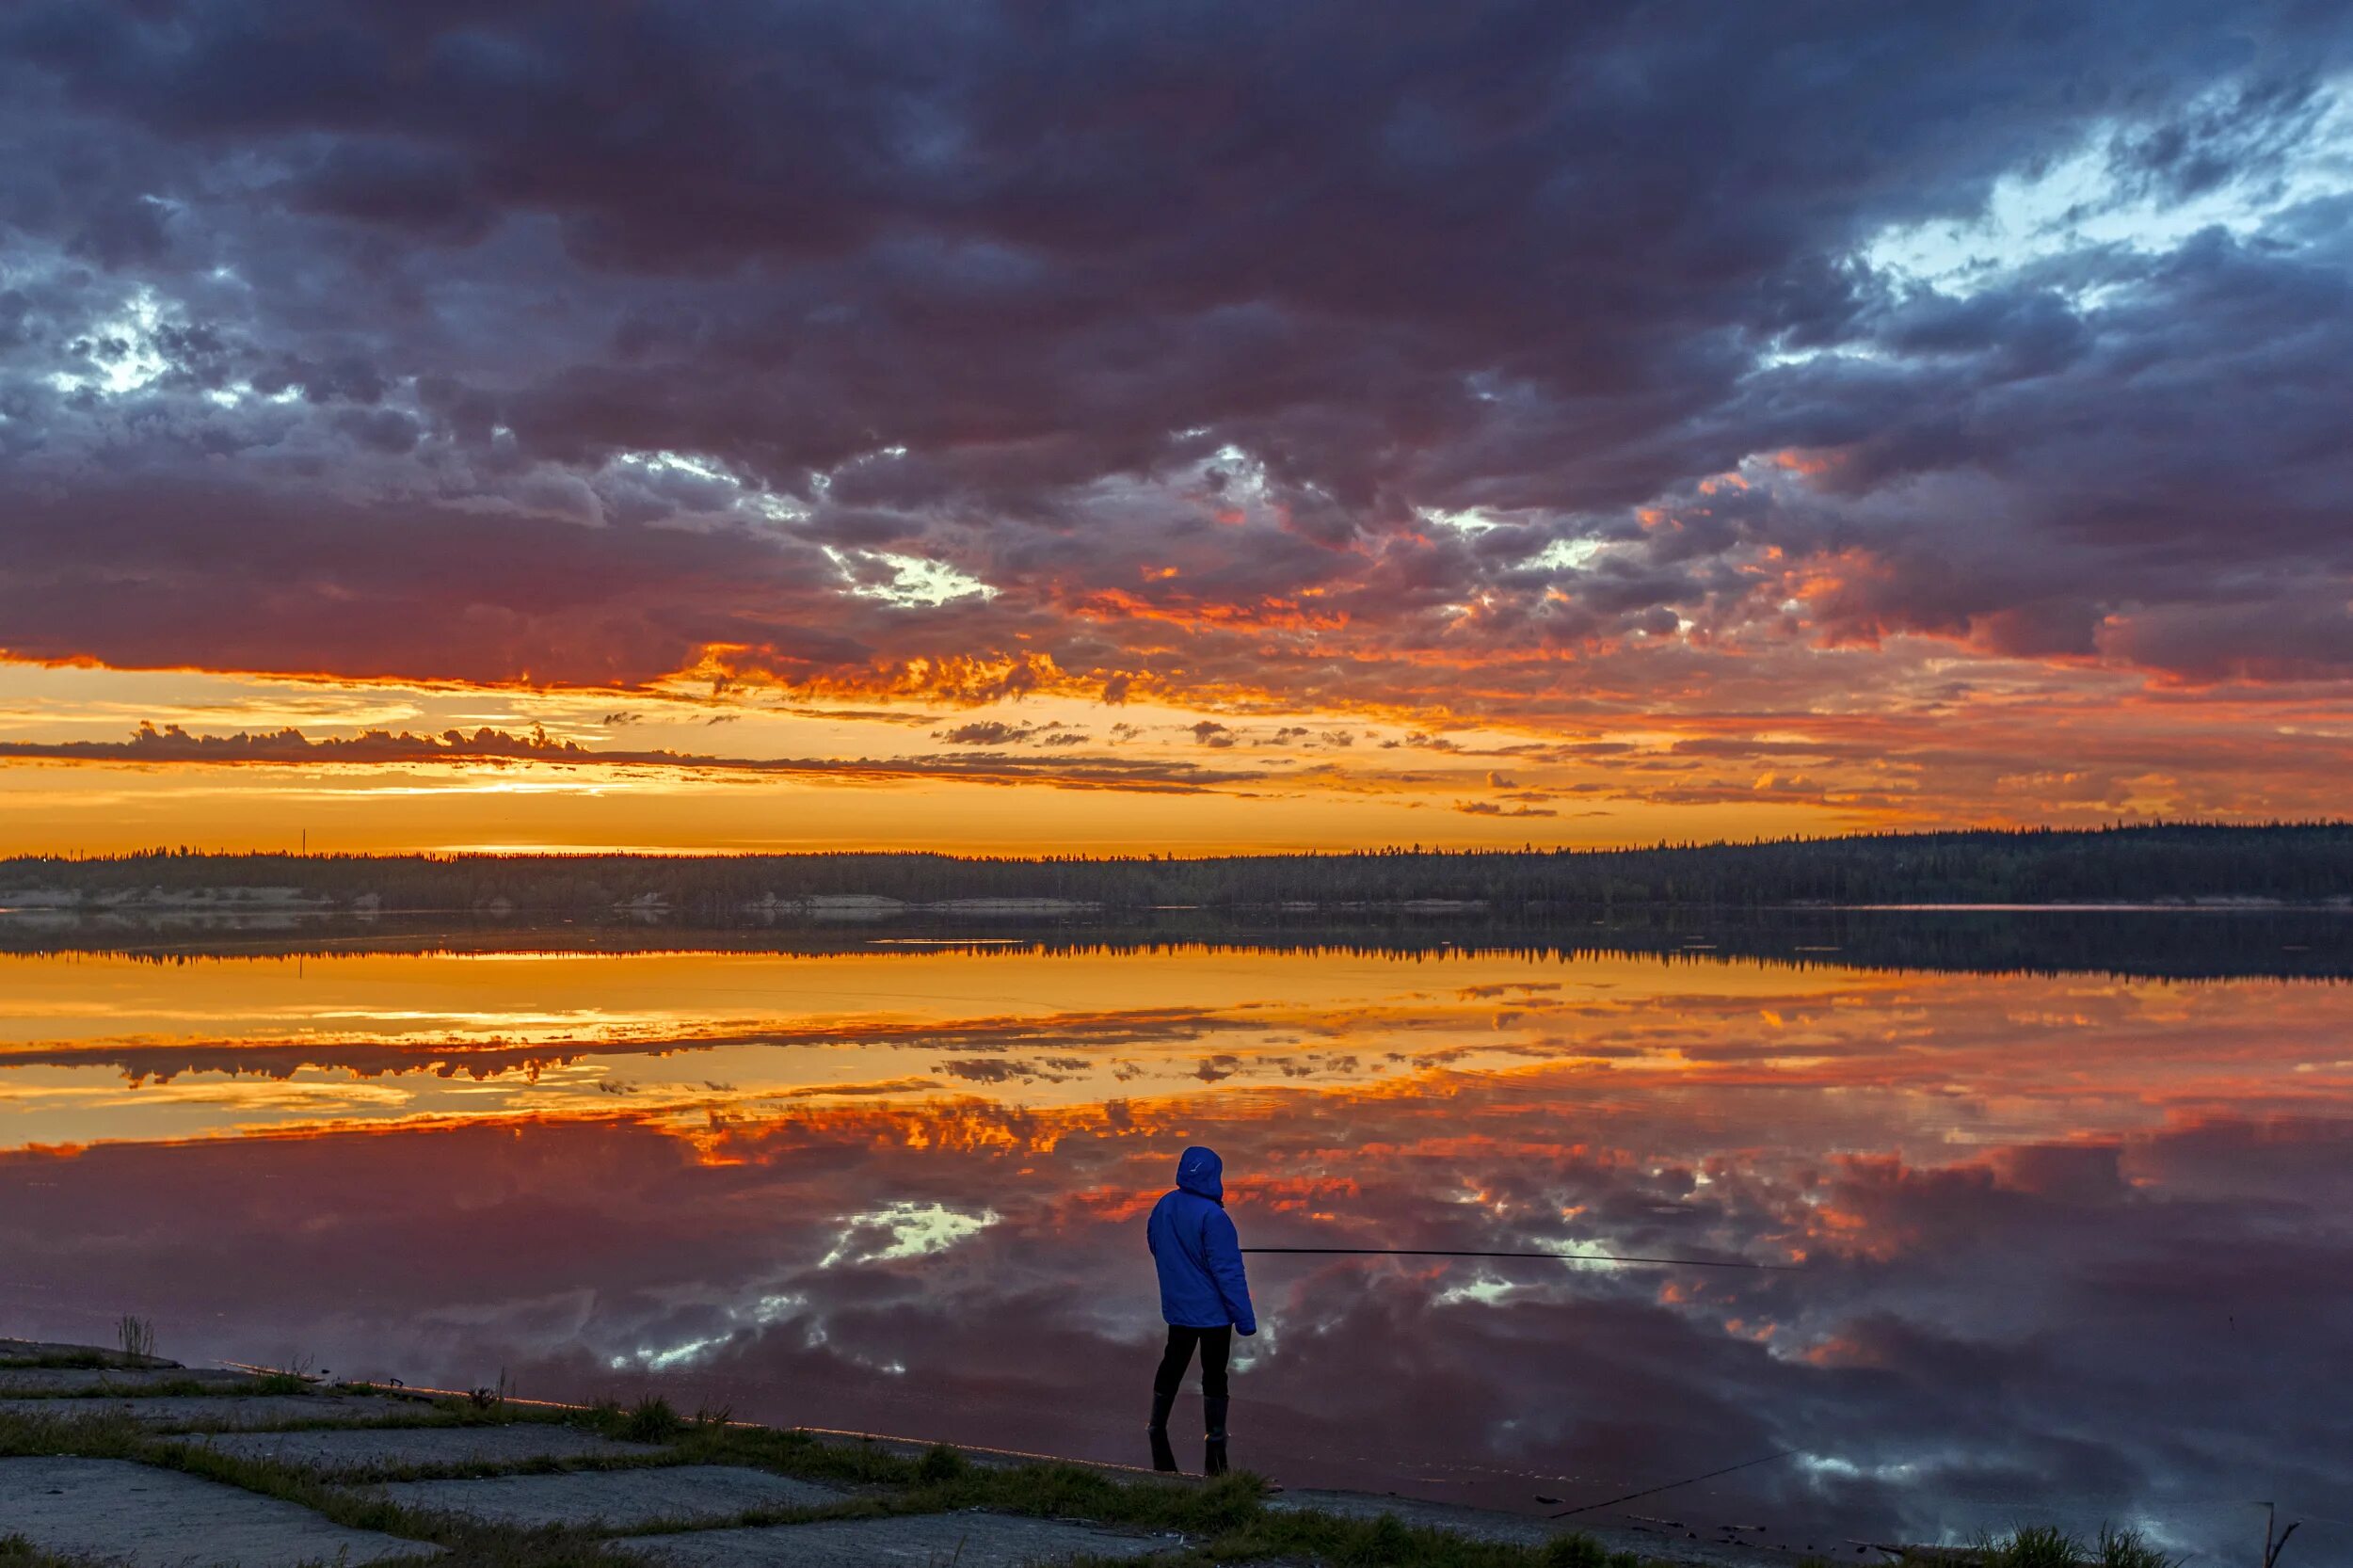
[
  {"xmin": 375, "ymin": 1464, "xmax": 839, "ymax": 1528},
  {"xmin": 628, "ymin": 1512, "xmax": 1173, "ymax": 1566},
  {"xmin": 0, "ymin": 1456, "xmax": 438, "ymax": 1567},
  {"xmin": 0, "ymin": 1366, "xmax": 264, "ymax": 1395},
  {"xmin": 0, "ymin": 1338, "xmax": 178, "ymax": 1369},
  {"xmin": 0, "ymin": 1391, "xmax": 425, "ymax": 1429},
  {"xmin": 187, "ymin": 1421, "xmax": 662, "ymax": 1474}
]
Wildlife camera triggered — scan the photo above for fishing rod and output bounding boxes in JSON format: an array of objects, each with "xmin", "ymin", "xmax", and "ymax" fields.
[{"xmin": 1241, "ymin": 1246, "xmax": 1796, "ymax": 1272}]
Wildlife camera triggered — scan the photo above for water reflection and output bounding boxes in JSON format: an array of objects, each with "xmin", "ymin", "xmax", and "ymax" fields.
[{"xmin": 1, "ymin": 936, "xmax": 2345, "ymax": 1560}]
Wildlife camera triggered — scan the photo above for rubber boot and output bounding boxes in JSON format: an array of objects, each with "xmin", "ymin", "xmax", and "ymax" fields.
[
  {"xmin": 1147, "ymin": 1389, "xmax": 1179, "ymax": 1473},
  {"xmin": 1203, "ymin": 1395, "xmax": 1230, "ymax": 1477}
]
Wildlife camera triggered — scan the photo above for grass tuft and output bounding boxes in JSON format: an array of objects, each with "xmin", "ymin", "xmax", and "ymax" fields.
[
  {"xmin": 0, "ymin": 1534, "xmax": 82, "ymax": 1568},
  {"xmin": 1343, "ymin": 1513, "xmax": 1419, "ymax": 1565},
  {"xmin": 1958, "ymin": 1524, "xmax": 2181, "ymax": 1568},
  {"xmin": 1977, "ymin": 1526, "xmax": 2086, "ymax": 1568},
  {"xmin": 1194, "ymin": 1505, "xmax": 1638, "ymax": 1568},
  {"xmin": 583, "ymin": 1393, "xmax": 686, "ymax": 1444},
  {"xmin": 246, "ymin": 1373, "xmax": 315, "ymax": 1396},
  {"xmin": 914, "ymin": 1442, "xmax": 968, "ymax": 1483},
  {"xmin": 2096, "ymin": 1526, "xmax": 2179, "ymax": 1568},
  {"xmin": 1541, "ymin": 1536, "xmax": 1639, "ymax": 1568},
  {"xmin": 114, "ymin": 1317, "xmax": 155, "ymax": 1363}
]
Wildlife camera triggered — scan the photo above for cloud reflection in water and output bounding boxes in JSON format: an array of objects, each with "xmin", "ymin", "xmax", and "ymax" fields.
[{"xmin": 0, "ymin": 943, "xmax": 2346, "ymax": 1560}]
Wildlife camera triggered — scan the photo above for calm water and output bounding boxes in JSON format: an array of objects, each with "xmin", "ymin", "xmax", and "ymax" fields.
[{"xmin": 4, "ymin": 932, "xmax": 2348, "ymax": 1560}]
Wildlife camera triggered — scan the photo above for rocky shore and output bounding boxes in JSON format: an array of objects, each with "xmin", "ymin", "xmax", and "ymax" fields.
[{"xmin": 0, "ymin": 1337, "xmax": 1797, "ymax": 1568}]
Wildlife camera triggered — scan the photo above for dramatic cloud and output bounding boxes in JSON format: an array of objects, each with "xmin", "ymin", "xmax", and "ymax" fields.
[
  {"xmin": 0, "ymin": 722, "xmax": 1260, "ymax": 792},
  {"xmin": 0, "ymin": 0, "xmax": 2349, "ymax": 752}
]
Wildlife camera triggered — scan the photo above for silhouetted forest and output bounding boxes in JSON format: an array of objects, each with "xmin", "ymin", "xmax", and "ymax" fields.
[
  {"xmin": 5, "ymin": 824, "xmax": 2352, "ymax": 917},
  {"xmin": 3, "ymin": 905, "xmax": 2348, "ymax": 983}
]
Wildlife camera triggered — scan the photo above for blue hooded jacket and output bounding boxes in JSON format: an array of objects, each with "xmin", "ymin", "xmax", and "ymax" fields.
[{"xmin": 1145, "ymin": 1146, "xmax": 1256, "ymax": 1334}]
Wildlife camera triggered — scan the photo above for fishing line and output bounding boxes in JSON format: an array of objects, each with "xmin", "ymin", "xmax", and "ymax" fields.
[
  {"xmin": 1241, "ymin": 1246, "xmax": 1795, "ymax": 1272},
  {"xmin": 1547, "ymin": 1448, "xmax": 1799, "ymax": 1518}
]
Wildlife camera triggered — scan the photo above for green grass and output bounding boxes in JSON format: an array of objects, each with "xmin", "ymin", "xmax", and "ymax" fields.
[
  {"xmin": 1148, "ymin": 1508, "xmax": 1648, "ymax": 1568},
  {"xmin": 582, "ymin": 1394, "xmax": 687, "ymax": 1444},
  {"xmin": 1997, "ymin": 1526, "xmax": 2086, "ymax": 1568},
  {"xmin": 2094, "ymin": 1526, "xmax": 2179, "ymax": 1568},
  {"xmin": 0, "ymin": 1535, "xmax": 82, "ymax": 1568},
  {"xmin": 1955, "ymin": 1526, "xmax": 2181, "ymax": 1568},
  {"xmin": 0, "ymin": 1401, "xmax": 1682, "ymax": 1568},
  {"xmin": 245, "ymin": 1372, "xmax": 317, "ymax": 1396},
  {"xmin": 1537, "ymin": 1538, "xmax": 1649, "ymax": 1568},
  {"xmin": 654, "ymin": 1423, "xmax": 1657, "ymax": 1568}
]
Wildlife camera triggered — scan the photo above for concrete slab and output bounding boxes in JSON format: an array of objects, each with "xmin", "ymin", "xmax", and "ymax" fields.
[
  {"xmin": 184, "ymin": 1421, "xmax": 662, "ymax": 1475},
  {"xmin": 0, "ymin": 1455, "xmax": 439, "ymax": 1567},
  {"xmin": 0, "ymin": 1366, "xmax": 264, "ymax": 1395},
  {"xmin": 375, "ymin": 1464, "xmax": 840, "ymax": 1529},
  {"xmin": 0, "ymin": 1391, "xmax": 427, "ymax": 1429},
  {"xmin": 626, "ymin": 1512, "xmax": 1174, "ymax": 1567}
]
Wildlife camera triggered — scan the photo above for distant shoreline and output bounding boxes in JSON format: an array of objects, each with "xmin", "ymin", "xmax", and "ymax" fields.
[
  {"xmin": 6, "ymin": 897, "xmax": 2353, "ymax": 984},
  {"xmin": 5, "ymin": 825, "xmax": 2352, "ymax": 921},
  {"xmin": 7, "ymin": 891, "xmax": 2353, "ymax": 918}
]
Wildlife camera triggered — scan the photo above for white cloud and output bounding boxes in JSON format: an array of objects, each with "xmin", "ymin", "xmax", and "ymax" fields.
[
  {"xmin": 819, "ymin": 1200, "xmax": 1000, "ymax": 1267},
  {"xmin": 1862, "ymin": 78, "xmax": 2353, "ymax": 299},
  {"xmin": 824, "ymin": 547, "xmax": 999, "ymax": 607},
  {"xmin": 1529, "ymin": 536, "xmax": 1606, "ymax": 573},
  {"xmin": 619, "ymin": 448, "xmax": 735, "ymax": 484},
  {"xmin": 47, "ymin": 285, "xmax": 173, "ymax": 398}
]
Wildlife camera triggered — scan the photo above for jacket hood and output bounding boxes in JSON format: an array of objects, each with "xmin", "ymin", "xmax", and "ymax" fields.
[{"xmin": 1175, "ymin": 1145, "xmax": 1224, "ymax": 1201}]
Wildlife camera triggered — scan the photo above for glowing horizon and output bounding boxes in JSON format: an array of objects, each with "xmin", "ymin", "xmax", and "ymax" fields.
[{"xmin": 5, "ymin": 649, "xmax": 2347, "ymax": 856}]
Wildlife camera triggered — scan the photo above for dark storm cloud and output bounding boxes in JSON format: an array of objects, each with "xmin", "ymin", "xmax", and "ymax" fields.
[{"xmin": 3, "ymin": 1, "xmax": 2352, "ymax": 698}]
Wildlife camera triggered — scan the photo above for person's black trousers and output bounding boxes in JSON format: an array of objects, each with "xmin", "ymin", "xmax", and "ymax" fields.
[
  {"xmin": 1151, "ymin": 1324, "xmax": 1231, "ymax": 1400},
  {"xmin": 1147, "ymin": 1324, "xmax": 1232, "ymax": 1474}
]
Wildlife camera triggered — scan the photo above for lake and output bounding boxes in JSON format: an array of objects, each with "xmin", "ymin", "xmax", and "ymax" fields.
[{"xmin": 3, "ymin": 920, "xmax": 2347, "ymax": 1561}]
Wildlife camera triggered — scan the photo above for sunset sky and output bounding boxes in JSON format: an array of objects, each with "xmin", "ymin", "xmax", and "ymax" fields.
[{"xmin": 5, "ymin": 4, "xmax": 2353, "ymax": 853}]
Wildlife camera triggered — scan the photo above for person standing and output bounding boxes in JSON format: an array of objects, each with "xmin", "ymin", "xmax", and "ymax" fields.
[{"xmin": 1144, "ymin": 1144, "xmax": 1256, "ymax": 1474}]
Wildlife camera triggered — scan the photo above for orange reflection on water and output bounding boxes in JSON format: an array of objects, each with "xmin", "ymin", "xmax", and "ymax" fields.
[
  {"xmin": 2, "ymin": 940, "xmax": 2349, "ymax": 1560},
  {"xmin": 2, "ymin": 947, "xmax": 2346, "ymax": 1157}
]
